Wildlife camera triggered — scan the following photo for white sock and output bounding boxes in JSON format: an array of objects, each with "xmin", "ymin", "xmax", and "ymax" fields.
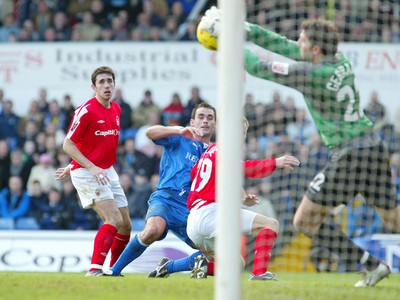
[{"xmin": 360, "ymin": 251, "xmax": 370, "ymax": 265}]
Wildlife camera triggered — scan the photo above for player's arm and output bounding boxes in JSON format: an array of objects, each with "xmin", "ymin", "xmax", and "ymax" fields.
[
  {"xmin": 246, "ymin": 23, "xmax": 302, "ymax": 60},
  {"xmin": 200, "ymin": 6, "xmax": 301, "ymax": 60},
  {"xmin": 63, "ymin": 138, "xmax": 95, "ymax": 170},
  {"xmin": 55, "ymin": 164, "xmax": 71, "ymax": 180},
  {"xmin": 243, "ymin": 158, "xmax": 276, "ymax": 178},
  {"xmin": 146, "ymin": 125, "xmax": 204, "ymax": 141},
  {"xmin": 63, "ymin": 138, "xmax": 108, "ymax": 185},
  {"xmin": 244, "ymin": 50, "xmax": 313, "ymax": 92},
  {"xmin": 244, "ymin": 155, "xmax": 300, "ymax": 178}
]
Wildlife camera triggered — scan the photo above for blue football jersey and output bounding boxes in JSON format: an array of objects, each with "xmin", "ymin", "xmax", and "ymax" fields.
[{"xmin": 154, "ymin": 135, "xmax": 208, "ymax": 204}]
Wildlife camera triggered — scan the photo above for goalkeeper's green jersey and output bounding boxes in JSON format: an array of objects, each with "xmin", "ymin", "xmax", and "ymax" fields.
[{"xmin": 245, "ymin": 24, "xmax": 374, "ymax": 149}]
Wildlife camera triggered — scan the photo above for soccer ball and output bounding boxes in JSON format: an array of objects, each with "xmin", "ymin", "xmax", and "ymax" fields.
[{"xmin": 197, "ymin": 23, "xmax": 218, "ymax": 51}]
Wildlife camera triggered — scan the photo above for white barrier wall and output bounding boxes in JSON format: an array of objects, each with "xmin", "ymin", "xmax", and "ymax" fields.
[
  {"xmin": 0, "ymin": 231, "xmax": 196, "ymax": 273},
  {"xmin": 1, "ymin": 42, "xmax": 399, "ymax": 121},
  {"xmin": 1, "ymin": 231, "xmax": 399, "ymax": 273}
]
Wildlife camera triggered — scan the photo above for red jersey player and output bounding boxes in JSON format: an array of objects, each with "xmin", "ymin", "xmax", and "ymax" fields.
[
  {"xmin": 55, "ymin": 66, "xmax": 132, "ymax": 276},
  {"xmin": 186, "ymin": 117, "xmax": 300, "ymax": 280}
]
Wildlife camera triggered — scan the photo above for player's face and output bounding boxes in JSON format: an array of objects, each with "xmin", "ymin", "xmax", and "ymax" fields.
[
  {"xmin": 92, "ymin": 73, "xmax": 115, "ymax": 102},
  {"xmin": 298, "ymin": 31, "xmax": 314, "ymax": 62},
  {"xmin": 191, "ymin": 107, "xmax": 216, "ymax": 137}
]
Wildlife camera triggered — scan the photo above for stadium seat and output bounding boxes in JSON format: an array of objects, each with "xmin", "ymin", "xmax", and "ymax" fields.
[
  {"xmin": 0, "ymin": 218, "xmax": 15, "ymax": 230},
  {"xmin": 131, "ymin": 218, "xmax": 146, "ymax": 231},
  {"xmin": 15, "ymin": 217, "xmax": 40, "ymax": 230}
]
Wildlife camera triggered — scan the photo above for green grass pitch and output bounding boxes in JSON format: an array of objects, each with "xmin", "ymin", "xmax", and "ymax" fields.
[{"xmin": 0, "ymin": 272, "xmax": 399, "ymax": 300}]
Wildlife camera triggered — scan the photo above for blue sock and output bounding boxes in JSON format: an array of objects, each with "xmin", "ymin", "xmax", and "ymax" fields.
[
  {"xmin": 110, "ymin": 234, "xmax": 147, "ymax": 275},
  {"xmin": 166, "ymin": 251, "xmax": 202, "ymax": 274}
]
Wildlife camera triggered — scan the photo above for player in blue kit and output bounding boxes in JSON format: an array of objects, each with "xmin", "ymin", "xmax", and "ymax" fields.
[{"xmin": 104, "ymin": 103, "xmax": 216, "ymax": 276}]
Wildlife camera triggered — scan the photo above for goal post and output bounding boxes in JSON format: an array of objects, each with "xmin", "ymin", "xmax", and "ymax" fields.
[{"xmin": 215, "ymin": 1, "xmax": 246, "ymax": 300}]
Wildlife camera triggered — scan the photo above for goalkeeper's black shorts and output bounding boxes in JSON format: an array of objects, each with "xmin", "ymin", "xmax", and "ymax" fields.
[{"xmin": 306, "ymin": 138, "xmax": 396, "ymax": 209}]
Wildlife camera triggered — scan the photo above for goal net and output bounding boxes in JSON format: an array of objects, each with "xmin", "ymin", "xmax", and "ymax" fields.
[{"xmin": 239, "ymin": 0, "xmax": 400, "ymax": 274}]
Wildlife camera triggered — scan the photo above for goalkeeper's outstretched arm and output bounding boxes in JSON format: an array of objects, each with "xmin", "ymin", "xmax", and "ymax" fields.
[
  {"xmin": 246, "ymin": 23, "xmax": 302, "ymax": 60},
  {"xmin": 244, "ymin": 49, "xmax": 313, "ymax": 92},
  {"xmin": 200, "ymin": 6, "xmax": 302, "ymax": 60}
]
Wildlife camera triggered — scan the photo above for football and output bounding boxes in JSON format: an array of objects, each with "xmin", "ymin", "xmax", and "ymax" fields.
[{"xmin": 196, "ymin": 23, "xmax": 218, "ymax": 51}]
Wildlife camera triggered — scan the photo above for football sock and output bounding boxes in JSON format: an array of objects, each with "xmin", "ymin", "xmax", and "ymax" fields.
[
  {"xmin": 207, "ymin": 260, "xmax": 215, "ymax": 276},
  {"xmin": 89, "ymin": 223, "xmax": 117, "ymax": 271},
  {"xmin": 110, "ymin": 234, "xmax": 148, "ymax": 275},
  {"xmin": 313, "ymin": 219, "xmax": 380, "ymax": 271},
  {"xmin": 252, "ymin": 228, "xmax": 277, "ymax": 276},
  {"xmin": 166, "ymin": 251, "xmax": 202, "ymax": 274},
  {"xmin": 110, "ymin": 233, "xmax": 131, "ymax": 267},
  {"xmin": 361, "ymin": 251, "xmax": 380, "ymax": 271}
]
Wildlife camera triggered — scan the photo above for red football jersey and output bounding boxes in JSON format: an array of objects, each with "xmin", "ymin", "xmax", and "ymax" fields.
[
  {"xmin": 187, "ymin": 143, "xmax": 277, "ymax": 210},
  {"xmin": 188, "ymin": 143, "xmax": 218, "ymax": 210},
  {"xmin": 66, "ymin": 97, "xmax": 121, "ymax": 170}
]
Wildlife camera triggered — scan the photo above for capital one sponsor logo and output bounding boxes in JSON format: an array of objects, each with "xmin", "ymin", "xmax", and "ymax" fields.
[
  {"xmin": 0, "ymin": 248, "xmax": 91, "ymax": 272},
  {"xmin": 95, "ymin": 129, "xmax": 120, "ymax": 136}
]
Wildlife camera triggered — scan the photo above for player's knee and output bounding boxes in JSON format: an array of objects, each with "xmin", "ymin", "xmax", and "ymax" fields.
[
  {"xmin": 105, "ymin": 214, "xmax": 124, "ymax": 229},
  {"xmin": 253, "ymin": 215, "xmax": 279, "ymax": 234},
  {"xmin": 265, "ymin": 218, "xmax": 279, "ymax": 233},
  {"xmin": 119, "ymin": 219, "xmax": 132, "ymax": 233},
  {"xmin": 293, "ymin": 215, "xmax": 305, "ymax": 233},
  {"xmin": 293, "ymin": 217, "xmax": 315, "ymax": 237},
  {"xmin": 140, "ymin": 224, "xmax": 164, "ymax": 244}
]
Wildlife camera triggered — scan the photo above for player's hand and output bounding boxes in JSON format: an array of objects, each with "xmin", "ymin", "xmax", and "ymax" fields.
[
  {"xmin": 89, "ymin": 166, "xmax": 110, "ymax": 186},
  {"xmin": 199, "ymin": 6, "xmax": 251, "ymax": 38},
  {"xmin": 180, "ymin": 126, "xmax": 204, "ymax": 141},
  {"xmin": 275, "ymin": 155, "xmax": 300, "ymax": 171},
  {"xmin": 199, "ymin": 6, "xmax": 221, "ymax": 37},
  {"xmin": 243, "ymin": 193, "xmax": 259, "ymax": 206},
  {"xmin": 54, "ymin": 165, "xmax": 71, "ymax": 180}
]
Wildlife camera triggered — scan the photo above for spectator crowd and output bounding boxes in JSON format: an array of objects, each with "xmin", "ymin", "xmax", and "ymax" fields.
[
  {"xmin": 1, "ymin": 84, "xmax": 400, "ymax": 237},
  {"xmin": 0, "ymin": 0, "xmax": 399, "ymax": 43}
]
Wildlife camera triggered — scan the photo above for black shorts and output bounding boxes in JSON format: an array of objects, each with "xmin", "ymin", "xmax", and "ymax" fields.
[{"xmin": 305, "ymin": 137, "xmax": 397, "ymax": 209}]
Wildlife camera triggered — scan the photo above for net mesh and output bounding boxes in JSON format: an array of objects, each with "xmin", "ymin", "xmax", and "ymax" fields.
[{"xmin": 241, "ymin": 0, "xmax": 400, "ymax": 273}]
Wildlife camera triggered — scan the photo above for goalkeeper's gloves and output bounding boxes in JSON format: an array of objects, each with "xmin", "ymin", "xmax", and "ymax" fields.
[
  {"xmin": 198, "ymin": 6, "xmax": 221, "ymax": 37},
  {"xmin": 199, "ymin": 6, "xmax": 250, "ymax": 38}
]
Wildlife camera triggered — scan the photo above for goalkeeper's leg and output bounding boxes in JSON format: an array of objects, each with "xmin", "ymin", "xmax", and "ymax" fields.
[
  {"xmin": 294, "ymin": 197, "xmax": 381, "ymax": 269},
  {"xmin": 294, "ymin": 196, "xmax": 390, "ymax": 286},
  {"xmin": 375, "ymin": 205, "xmax": 400, "ymax": 233}
]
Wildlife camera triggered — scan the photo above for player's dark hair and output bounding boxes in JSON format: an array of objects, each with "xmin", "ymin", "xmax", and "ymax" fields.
[
  {"xmin": 91, "ymin": 66, "xmax": 115, "ymax": 85},
  {"xmin": 301, "ymin": 20, "xmax": 339, "ymax": 56},
  {"xmin": 191, "ymin": 102, "xmax": 217, "ymax": 121}
]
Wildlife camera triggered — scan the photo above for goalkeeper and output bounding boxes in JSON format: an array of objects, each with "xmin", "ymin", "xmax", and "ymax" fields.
[{"xmin": 200, "ymin": 7, "xmax": 399, "ymax": 287}]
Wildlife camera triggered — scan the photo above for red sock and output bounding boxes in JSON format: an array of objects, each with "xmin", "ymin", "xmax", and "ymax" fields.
[
  {"xmin": 89, "ymin": 224, "xmax": 117, "ymax": 272},
  {"xmin": 207, "ymin": 260, "xmax": 215, "ymax": 276},
  {"xmin": 109, "ymin": 233, "xmax": 131, "ymax": 267},
  {"xmin": 252, "ymin": 228, "xmax": 277, "ymax": 276}
]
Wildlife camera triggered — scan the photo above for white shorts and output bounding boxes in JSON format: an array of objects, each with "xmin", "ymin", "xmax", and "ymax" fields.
[
  {"xmin": 70, "ymin": 166, "xmax": 128, "ymax": 209},
  {"xmin": 187, "ymin": 202, "xmax": 257, "ymax": 253}
]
